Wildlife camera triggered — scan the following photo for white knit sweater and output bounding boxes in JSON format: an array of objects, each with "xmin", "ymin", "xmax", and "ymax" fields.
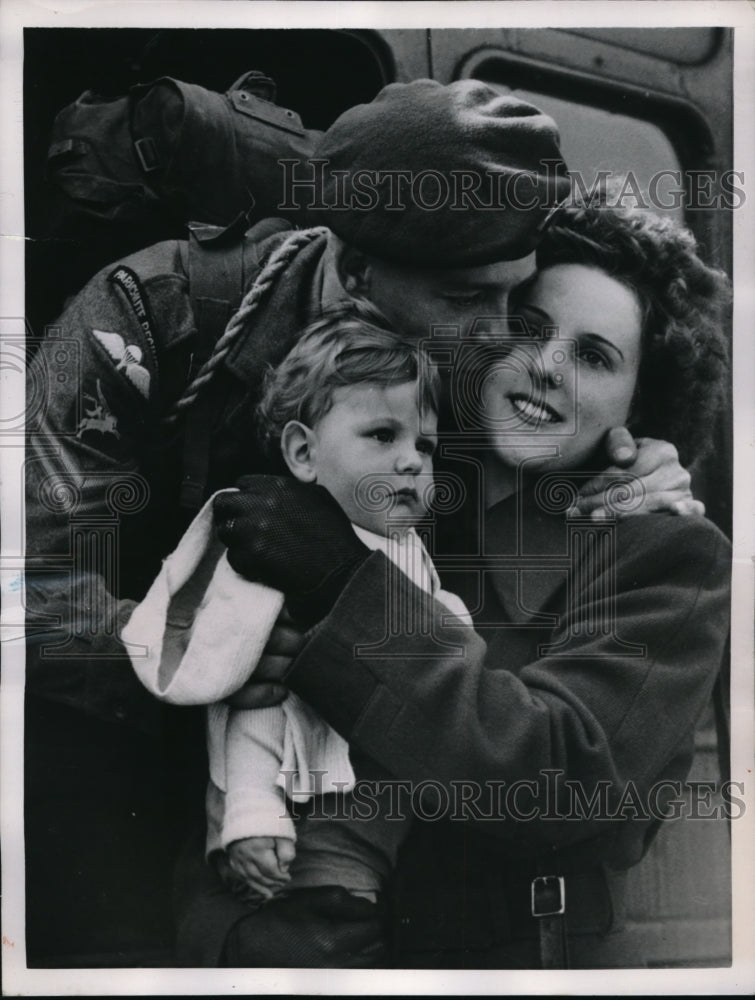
[{"xmin": 123, "ymin": 490, "xmax": 472, "ymax": 852}]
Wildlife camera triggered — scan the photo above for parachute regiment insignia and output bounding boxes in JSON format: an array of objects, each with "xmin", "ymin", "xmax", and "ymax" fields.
[{"xmin": 92, "ymin": 329, "xmax": 151, "ymax": 398}]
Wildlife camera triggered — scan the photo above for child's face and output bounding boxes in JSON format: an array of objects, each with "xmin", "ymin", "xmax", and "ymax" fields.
[{"xmin": 309, "ymin": 380, "xmax": 437, "ymax": 536}]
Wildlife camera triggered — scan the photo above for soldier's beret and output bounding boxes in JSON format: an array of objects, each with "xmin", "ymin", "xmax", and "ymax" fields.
[{"xmin": 301, "ymin": 79, "xmax": 571, "ymax": 267}]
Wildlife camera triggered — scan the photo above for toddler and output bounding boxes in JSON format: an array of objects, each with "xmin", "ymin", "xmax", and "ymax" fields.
[{"xmin": 124, "ymin": 304, "xmax": 471, "ymax": 946}]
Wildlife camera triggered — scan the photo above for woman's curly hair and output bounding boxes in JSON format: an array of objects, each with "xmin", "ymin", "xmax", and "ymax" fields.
[{"xmin": 535, "ymin": 198, "xmax": 731, "ymax": 465}]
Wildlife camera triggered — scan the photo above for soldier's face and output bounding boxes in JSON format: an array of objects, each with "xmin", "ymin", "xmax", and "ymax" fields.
[{"xmin": 358, "ymin": 253, "xmax": 537, "ymax": 342}]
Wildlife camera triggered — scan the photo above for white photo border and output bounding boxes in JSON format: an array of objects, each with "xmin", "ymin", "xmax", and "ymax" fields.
[{"xmin": 1, "ymin": 1, "xmax": 753, "ymax": 995}]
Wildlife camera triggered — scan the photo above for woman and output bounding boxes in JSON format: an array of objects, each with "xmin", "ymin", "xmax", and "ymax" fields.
[
  {"xmin": 198, "ymin": 200, "xmax": 733, "ymax": 969},
  {"xmin": 389, "ymin": 199, "xmax": 732, "ymax": 968}
]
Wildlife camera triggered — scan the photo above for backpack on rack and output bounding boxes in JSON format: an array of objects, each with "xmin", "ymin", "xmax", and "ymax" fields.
[
  {"xmin": 47, "ymin": 68, "xmax": 320, "ymax": 234},
  {"xmin": 30, "ymin": 71, "xmax": 321, "ymax": 334}
]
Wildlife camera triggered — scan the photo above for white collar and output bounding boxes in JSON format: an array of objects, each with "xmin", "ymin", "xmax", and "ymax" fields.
[{"xmin": 351, "ymin": 523, "xmax": 440, "ymax": 597}]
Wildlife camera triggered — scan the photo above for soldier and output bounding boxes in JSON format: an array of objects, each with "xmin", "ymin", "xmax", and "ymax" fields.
[{"xmin": 25, "ymin": 80, "xmax": 700, "ymax": 965}]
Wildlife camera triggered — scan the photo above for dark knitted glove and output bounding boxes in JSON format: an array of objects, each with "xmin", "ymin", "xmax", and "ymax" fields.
[{"xmin": 214, "ymin": 475, "xmax": 370, "ymax": 630}]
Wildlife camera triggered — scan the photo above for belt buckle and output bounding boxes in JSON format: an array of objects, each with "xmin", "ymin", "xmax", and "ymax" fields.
[{"xmin": 531, "ymin": 874, "xmax": 565, "ymax": 918}]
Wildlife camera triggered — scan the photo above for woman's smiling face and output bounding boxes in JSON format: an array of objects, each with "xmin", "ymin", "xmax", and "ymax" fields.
[{"xmin": 481, "ymin": 263, "xmax": 644, "ymax": 490}]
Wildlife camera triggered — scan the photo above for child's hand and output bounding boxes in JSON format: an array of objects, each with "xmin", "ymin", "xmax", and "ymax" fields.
[{"xmin": 227, "ymin": 836, "xmax": 296, "ymax": 899}]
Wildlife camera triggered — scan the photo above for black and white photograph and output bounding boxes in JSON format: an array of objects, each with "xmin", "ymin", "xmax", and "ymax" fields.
[{"xmin": 1, "ymin": 1, "xmax": 754, "ymax": 994}]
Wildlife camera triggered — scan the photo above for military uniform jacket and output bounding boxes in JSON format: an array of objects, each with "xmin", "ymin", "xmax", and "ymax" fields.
[{"xmin": 25, "ymin": 219, "xmax": 328, "ymax": 732}]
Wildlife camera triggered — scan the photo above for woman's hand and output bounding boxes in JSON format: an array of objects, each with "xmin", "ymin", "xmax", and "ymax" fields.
[
  {"xmin": 225, "ymin": 607, "xmax": 305, "ymax": 709},
  {"xmin": 573, "ymin": 430, "xmax": 704, "ymax": 519}
]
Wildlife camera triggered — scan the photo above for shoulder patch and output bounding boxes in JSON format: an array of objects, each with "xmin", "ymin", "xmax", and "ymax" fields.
[
  {"xmin": 92, "ymin": 329, "xmax": 151, "ymax": 398},
  {"xmin": 76, "ymin": 379, "xmax": 120, "ymax": 440},
  {"xmin": 108, "ymin": 265, "xmax": 158, "ymax": 367}
]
